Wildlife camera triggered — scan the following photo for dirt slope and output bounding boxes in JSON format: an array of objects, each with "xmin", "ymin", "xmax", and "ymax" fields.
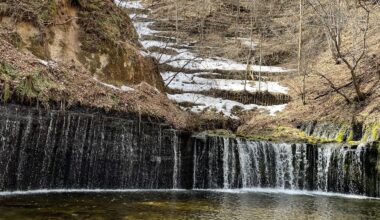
[
  {"xmin": 0, "ymin": 38, "xmax": 190, "ymax": 129},
  {"xmin": 0, "ymin": 0, "xmax": 164, "ymax": 90}
]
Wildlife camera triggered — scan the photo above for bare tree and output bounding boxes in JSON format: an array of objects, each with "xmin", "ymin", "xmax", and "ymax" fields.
[
  {"xmin": 235, "ymin": 0, "xmax": 241, "ymax": 43},
  {"xmin": 245, "ymin": 0, "xmax": 255, "ymax": 91},
  {"xmin": 298, "ymin": 0, "xmax": 306, "ymax": 104},
  {"xmin": 307, "ymin": 0, "xmax": 372, "ymax": 101},
  {"xmin": 175, "ymin": 0, "xmax": 179, "ymax": 43}
]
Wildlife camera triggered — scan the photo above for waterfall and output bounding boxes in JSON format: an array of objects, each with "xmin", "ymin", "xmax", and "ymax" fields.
[
  {"xmin": 172, "ymin": 130, "xmax": 180, "ymax": 189},
  {"xmin": 316, "ymin": 145, "xmax": 332, "ymax": 191},
  {"xmin": 0, "ymin": 105, "xmax": 184, "ymax": 191},
  {"xmin": 0, "ymin": 104, "xmax": 378, "ymax": 197},
  {"xmin": 193, "ymin": 136, "xmax": 379, "ymax": 197}
]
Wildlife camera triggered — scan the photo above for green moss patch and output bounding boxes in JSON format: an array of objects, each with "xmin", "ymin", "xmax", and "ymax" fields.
[{"xmin": 0, "ymin": 61, "xmax": 58, "ymax": 104}]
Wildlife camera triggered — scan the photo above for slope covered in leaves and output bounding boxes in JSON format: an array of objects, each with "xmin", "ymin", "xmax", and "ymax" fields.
[
  {"xmin": 0, "ymin": 39, "xmax": 190, "ymax": 129},
  {"xmin": 0, "ymin": 0, "xmax": 164, "ymax": 89}
]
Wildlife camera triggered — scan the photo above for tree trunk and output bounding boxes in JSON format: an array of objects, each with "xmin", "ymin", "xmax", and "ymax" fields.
[
  {"xmin": 350, "ymin": 70, "xmax": 364, "ymax": 101},
  {"xmin": 235, "ymin": 0, "xmax": 240, "ymax": 42},
  {"xmin": 298, "ymin": 0, "xmax": 306, "ymax": 104}
]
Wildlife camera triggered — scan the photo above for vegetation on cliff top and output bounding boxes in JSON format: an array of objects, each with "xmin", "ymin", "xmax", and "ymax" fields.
[
  {"xmin": 0, "ymin": 39, "xmax": 190, "ymax": 129},
  {"xmin": 0, "ymin": 0, "xmax": 164, "ymax": 89}
]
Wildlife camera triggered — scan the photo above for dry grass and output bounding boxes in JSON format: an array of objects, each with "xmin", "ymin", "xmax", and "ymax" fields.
[
  {"xmin": 237, "ymin": 3, "xmax": 380, "ymax": 138},
  {"xmin": 0, "ymin": 0, "xmax": 165, "ymax": 90}
]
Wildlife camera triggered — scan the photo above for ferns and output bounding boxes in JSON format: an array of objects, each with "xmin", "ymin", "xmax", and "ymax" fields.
[
  {"xmin": 17, "ymin": 71, "xmax": 56, "ymax": 102},
  {"xmin": 17, "ymin": 75, "xmax": 35, "ymax": 101},
  {"xmin": 0, "ymin": 62, "xmax": 14, "ymax": 103}
]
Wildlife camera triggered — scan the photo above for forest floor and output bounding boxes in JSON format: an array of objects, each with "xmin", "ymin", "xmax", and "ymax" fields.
[
  {"xmin": 0, "ymin": 38, "xmax": 191, "ymax": 129},
  {"xmin": 117, "ymin": 0, "xmax": 294, "ymax": 132}
]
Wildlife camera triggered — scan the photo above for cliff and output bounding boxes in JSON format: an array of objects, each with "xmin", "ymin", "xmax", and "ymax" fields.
[
  {"xmin": 0, "ymin": 0, "xmax": 164, "ymax": 89},
  {"xmin": 0, "ymin": 38, "xmax": 190, "ymax": 129}
]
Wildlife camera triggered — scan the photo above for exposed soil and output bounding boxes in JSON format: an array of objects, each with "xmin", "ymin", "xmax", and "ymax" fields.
[
  {"xmin": 0, "ymin": 0, "xmax": 164, "ymax": 90},
  {"xmin": 0, "ymin": 39, "xmax": 191, "ymax": 129}
]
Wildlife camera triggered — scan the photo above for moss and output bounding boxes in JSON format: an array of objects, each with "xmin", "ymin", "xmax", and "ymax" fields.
[
  {"xmin": 207, "ymin": 129, "xmax": 235, "ymax": 138},
  {"xmin": 236, "ymin": 125, "xmax": 326, "ymax": 144},
  {"xmin": 39, "ymin": 0, "xmax": 58, "ymax": 25},
  {"xmin": 236, "ymin": 126, "xmax": 307, "ymax": 143},
  {"xmin": 2, "ymin": 82, "xmax": 11, "ymax": 103},
  {"xmin": 371, "ymin": 123, "xmax": 379, "ymax": 141},
  {"xmin": 359, "ymin": 123, "xmax": 380, "ymax": 142},
  {"xmin": 0, "ymin": 62, "xmax": 14, "ymax": 103},
  {"xmin": 347, "ymin": 130, "xmax": 354, "ymax": 142},
  {"xmin": 0, "ymin": 61, "xmax": 57, "ymax": 103},
  {"xmin": 0, "ymin": 62, "xmax": 17, "ymax": 77},
  {"xmin": 335, "ymin": 125, "xmax": 349, "ymax": 143}
]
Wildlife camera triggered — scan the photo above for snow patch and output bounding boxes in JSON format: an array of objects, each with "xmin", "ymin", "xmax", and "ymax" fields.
[
  {"xmin": 115, "ymin": 0, "xmax": 290, "ymax": 117},
  {"xmin": 141, "ymin": 40, "xmax": 176, "ymax": 50},
  {"xmin": 168, "ymin": 93, "xmax": 286, "ymax": 118},
  {"xmin": 37, "ymin": 59, "xmax": 58, "ymax": 68},
  {"xmin": 93, "ymin": 77, "xmax": 134, "ymax": 92},
  {"xmin": 114, "ymin": 0, "xmax": 143, "ymax": 9},
  {"xmin": 152, "ymin": 52, "xmax": 291, "ymax": 73},
  {"xmin": 162, "ymin": 72, "xmax": 288, "ymax": 94},
  {"xmin": 133, "ymin": 22, "xmax": 159, "ymax": 37}
]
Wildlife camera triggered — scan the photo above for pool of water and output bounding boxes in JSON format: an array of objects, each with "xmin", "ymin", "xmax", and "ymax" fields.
[{"xmin": 0, "ymin": 189, "xmax": 379, "ymax": 219}]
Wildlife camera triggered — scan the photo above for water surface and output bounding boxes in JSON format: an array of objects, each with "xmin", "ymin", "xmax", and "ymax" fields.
[{"xmin": 0, "ymin": 190, "xmax": 379, "ymax": 219}]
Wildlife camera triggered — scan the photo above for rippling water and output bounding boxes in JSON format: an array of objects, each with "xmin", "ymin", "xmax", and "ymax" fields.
[{"xmin": 0, "ymin": 190, "xmax": 379, "ymax": 219}]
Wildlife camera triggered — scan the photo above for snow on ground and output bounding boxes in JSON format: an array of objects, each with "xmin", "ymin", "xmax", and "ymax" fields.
[
  {"xmin": 122, "ymin": 1, "xmax": 291, "ymax": 74},
  {"xmin": 168, "ymin": 93, "xmax": 286, "ymax": 118},
  {"xmin": 93, "ymin": 77, "xmax": 134, "ymax": 92},
  {"xmin": 141, "ymin": 40, "xmax": 177, "ymax": 50},
  {"xmin": 114, "ymin": 0, "xmax": 143, "ymax": 9},
  {"xmin": 151, "ymin": 51, "xmax": 291, "ymax": 73},
  {"xmin": 133, "ymin": 22, "xmax": 160, "ymax": 37},
  {"xmin": 116, "ymin": 0, "xmax": 289, "ymax": 118},
  {"xmin": 162, "ymin": 72, "xmax": 288, "ymax": 94},
  {"xmin": 130, "ymin": 13, "xmax": 148, "ymax": 19}
]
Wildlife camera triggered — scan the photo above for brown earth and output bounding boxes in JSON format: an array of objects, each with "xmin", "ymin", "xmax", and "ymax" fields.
[
  {"xmin": 0, "ymin": 38, "xmax": 191, "ymax": 129},
  {"xmin": 0, "ymin": 0, "xmax": 164, "ymax": 90}
]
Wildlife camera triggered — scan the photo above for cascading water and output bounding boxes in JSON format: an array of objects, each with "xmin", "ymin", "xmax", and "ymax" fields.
[
  {"xmin": 193, "ymin": 136, "xmax": 379, "ymax": 197},
  {"xmin": 0, "ymin": 105, "xmax": 187, "ymax": 191},
  {"xmin": 0, "ymin": 104, "xmax": 378, "ymax": 197},
  {"xmin": 172, "ymin": 130, "xmax": 181, "ymax": 189}
]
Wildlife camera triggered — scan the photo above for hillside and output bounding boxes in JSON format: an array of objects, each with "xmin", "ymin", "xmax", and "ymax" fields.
[
  {"xmin": 0, "ymin": 0, "xmax": 163, "ymax": 89},
  {"xmin": 0, "ymin": 37, "xmax": 190, "ymax": 128},
  {"xmin": 0, "ymin": 0, "xmax": 379, "ymax": 143}
]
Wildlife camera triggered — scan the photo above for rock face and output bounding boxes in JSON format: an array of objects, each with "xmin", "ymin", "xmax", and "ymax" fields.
[
  {"xmin": 0, "ymin": 104, "xmax": 191, "ymax": 190},
  {"xmin": 300, "ymin": 121, "xmax": 379, "ymax": 143},
  {"xmin": 0, "ymin": 0, "xmax": 164, "ymax": 90},
  {"xmin": 0, "ymin": 104, "xmax": 378, "ymax": 197}
]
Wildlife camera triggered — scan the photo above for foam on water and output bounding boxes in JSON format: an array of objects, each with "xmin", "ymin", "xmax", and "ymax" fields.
[
  {"xmin": 194, "ymin": 188, "xmax": 380, "ymax": 200},
  {"xmin": 1, "ymin": 188, "xmax": 378, "ymax": 200},
  {"xmin": 0, "ymin": 189, "xmax": 187, "ymax": 197}
]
